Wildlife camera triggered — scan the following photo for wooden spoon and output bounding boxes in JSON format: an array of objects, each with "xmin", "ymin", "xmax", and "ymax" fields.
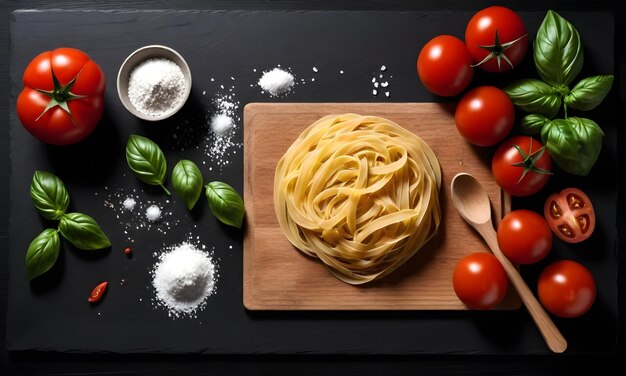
[{"xmin": 451, "ymin": 172, "xmax": 567, "ymax": 353}]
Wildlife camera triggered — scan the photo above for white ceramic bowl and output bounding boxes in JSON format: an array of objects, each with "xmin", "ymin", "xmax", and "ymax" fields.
[{"xmin": 117, "ymin": 45, "xmax": 192, "ymax": 121}]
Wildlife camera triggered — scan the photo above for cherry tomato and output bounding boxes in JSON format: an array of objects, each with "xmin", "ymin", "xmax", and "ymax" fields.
[
  {"xmin": 497, "ymin": 210, "xmax": 552, "ymax": 264},
  {"xmin": 454, "ymin": 86, "xmax": 514, "ymax": 146},
  {"xmin": 453, "ymin": 252, "xmax": 508, "ymax": 310},
  {"xmin": 492, "ymin": 136, "xmax": 552, "ymax": 197},
  {"xmin": 538, "ymin": 260, "xmax": 596, "ymax": 318},
  {"xmin": 17, "ymin": 47, "xmax": 106, "ymax": 145},
  {"xmin": 417, "ymin": 35, "xmax": 474, "ymax": 97},
  {"xmin": 544, "ymin": 188, "xmax": 596, "ymax": 243},
  {"xmin": 465, "ymin": 6, "xmax": 528, "ymax": 72}
]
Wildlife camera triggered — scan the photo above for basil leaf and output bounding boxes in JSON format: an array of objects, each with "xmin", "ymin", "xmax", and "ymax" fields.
[
  {"xmin": 30, "ymin": 171, "xmax": 70, "ymax": 220},
  {"xmin": 125, "ymin": 134, "xmax": 170, "ymax": 195},
  {"xmin": 25, "ymin": 228, "xmax": 60, "ymax": 280},
  {"xmin": 172, "ymin": 159, "xmax": 203, "ymax": 210},
  {"xmin": 521, "ymin": 114, "xmax": 551, "ymax": 135},
  {"xmin": 534, "ymin": 10, "xmax": 583, "ymax": 86},
  {"xmin": 504, "ymin": 79, "xmax": 561, "ymax": 118},
  {"xmin": 205, "ymin": 181, "xmax": 245, "ymax": 228},
  {"xmin": 541, "ymin": 117, "xmax": 603, "ymax": 176},
  {"xmin": 565, "ymin": 75, "xmax": 614, "ymax": 111},
  {"xmin": 59, "ymin": 212, "xmax": 111, "ymax": 250}
]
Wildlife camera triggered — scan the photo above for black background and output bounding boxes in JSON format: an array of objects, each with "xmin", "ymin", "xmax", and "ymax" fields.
[{"xmin": 1, "ymin": 1, "xmax": 625, "ymax": 375}]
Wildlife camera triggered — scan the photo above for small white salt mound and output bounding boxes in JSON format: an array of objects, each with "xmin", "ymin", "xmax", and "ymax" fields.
[
  {"xmin": 152, "ymin": 243, "xmax": 216, "ymax": 316},
  {"xmin": 146, "ymin": 205, "xmax": 162, "ymax": 222},
  {"xmin": 258, "ymin": 68, "xmax": 295, "ymax": 96},
  {"xmin": 211, "ymin": 114, "xmax": 234, "ymax": 135},
  {"xmin": 123, "ymin": 197, "xmax": 136, "ymax": 211}
]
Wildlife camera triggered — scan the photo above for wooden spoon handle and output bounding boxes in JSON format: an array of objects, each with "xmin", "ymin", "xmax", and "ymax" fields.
[{"xmin": 477, "ymin": 223, "xmax": 567, "ymax": 353}]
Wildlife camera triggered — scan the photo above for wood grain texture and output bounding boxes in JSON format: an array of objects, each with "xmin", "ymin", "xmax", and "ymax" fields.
[{"xmin": 243, "ymin": 102, "xmax": 518, "ymax": 310}]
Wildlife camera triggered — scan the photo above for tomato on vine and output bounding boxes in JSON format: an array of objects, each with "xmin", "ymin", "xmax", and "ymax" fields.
[
  {"xmin": 17, "ymin": 47, "xmax": 106, "ymax": 145},
  {"xmin": 492, "ymin": 136, "xmax": 552, "ymax": 197},
  {"xmin": 465, "ymin": 6, "xmax": 528, "ymax": 72}
]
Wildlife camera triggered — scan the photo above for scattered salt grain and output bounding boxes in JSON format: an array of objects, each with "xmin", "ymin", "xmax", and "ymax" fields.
[
  {"xmin": 146, "ymin": 205, "xmax": 162, "ymax": 222},
  {"xmin": 258, "ymin": 68, "xmax": 295, "ymax": 96},
  {"xmin": 374, "ymin": 82, "xmax": 379, "ymax": 88},
  {"xmin": 381, "ymin": 81, "xmax": 389, "ymax": 88},
  {"xmin": 151, "ymin": 242, "xmax": 217, "ymax": 318},
  {"xmin": 373, "ymin": 89, "xmax": 378, "ymax": 96},
  {"xmin": 313, "ymin": 67, "xmax": 318, "ymax": 73},
  {"xmin": 385, "ymin": 92, "xmax": 390, "ymax": 98},
  {"xmin": 380, "ymin": 65, "xmax": 387, "ymax": 71},
  {"xmin": 123, "ymin": 197, "xmax": 137, "ymax": 211},
  {"xmin": 340, "ymin": 70, "xmax": 344, "ymax": 74}
]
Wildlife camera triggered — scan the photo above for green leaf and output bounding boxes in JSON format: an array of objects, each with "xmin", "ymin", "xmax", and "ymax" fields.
[
  {"xmin": 25, "ymin": 228, "xmax": 60, "ymax": 280},
  {"xmin": 59, "ymin": 212, "xmax": 111, "ymax": 250},
  {"xmin": 30, "ymin": 171, "xmax": 70, "ymax": 220},
  {"xmin": 541, "ymin": 117, "xmax": 603, "ymax": 176},
  {"xmin": 172, "ymin": 159, "xmax": 204, "ymax": 210},
  {"xmin": 565, "ymin": 75, "xmax": 614, "ymax": 111},
  {"xmin": 125, "ymin": 134, "xmax": 170, "ymax": 195},
  {"xmin": 521, "ymin": 114, "xmax": 551, "ymax": 135},
  {"xmin": 504, "ymin": 79, "xmax": 562, "ymax": 118},
  {"xmin": 205, "ymin": 181, "xmax": 245, "ymax": 228},
  {"xmin": 534, "ymin": 10, "xmax": 584, "ymax": 86}
]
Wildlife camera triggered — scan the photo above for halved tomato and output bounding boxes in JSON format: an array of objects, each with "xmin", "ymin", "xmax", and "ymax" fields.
[{"xmin": 544, "ymin": 188, "xmax": 595, "ymax": 243}]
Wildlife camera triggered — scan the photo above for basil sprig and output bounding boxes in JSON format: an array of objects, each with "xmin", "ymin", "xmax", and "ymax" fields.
[
  {"xmin": 26, "ymin": 171, "xmax": 111, "ymax": 280},
  {"xmin": 30, "ymin": 170, "xmax": 70, "ymax": 220},
  {"xmin": 172, "ymin": 160, "xmax": 204, "ymax": 210},
  {"xmin": 59, "ymin": 213, "xmax": 111, "ymax": 250},
  {"xmin": 126, "ymin": 134, "xmax": 171, "ymax": 195},
  {"xmin": 503, "ymin": 10, "xmax": 613, "ymax": 176},
  {"xmin": 205, "ymin": 181, "xmax": 245, "ymax": 228},
  {"xmin": 26, "ymin": 228, "xmax": 60, "ymax": 280}
]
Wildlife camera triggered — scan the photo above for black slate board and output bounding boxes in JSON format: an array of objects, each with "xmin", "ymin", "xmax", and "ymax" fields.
[{"xmin": 7, "ymin": 9, "xmax": 617, "ymax": 354}]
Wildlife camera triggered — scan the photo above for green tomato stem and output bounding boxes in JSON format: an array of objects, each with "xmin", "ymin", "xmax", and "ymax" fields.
[{"xmin": 161, "ymin": 184, "xmax": 171, "ymax": 196}]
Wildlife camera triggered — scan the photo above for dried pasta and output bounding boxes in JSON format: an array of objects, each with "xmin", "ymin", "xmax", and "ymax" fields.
[{"xmin": 274, "ymin": 114, "xmax": 442, "ymax": 285}]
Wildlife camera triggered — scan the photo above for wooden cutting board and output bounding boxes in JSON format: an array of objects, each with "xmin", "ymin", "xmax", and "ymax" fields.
[{"xmin": 243, "ymin": 103, "xmax": 518, "ymax": 310}]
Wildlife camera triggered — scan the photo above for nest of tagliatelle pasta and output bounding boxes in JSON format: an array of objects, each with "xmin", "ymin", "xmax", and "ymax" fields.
[{"xmin": 274, "ymin": 114, "xmax": 442, "ymax": 285}]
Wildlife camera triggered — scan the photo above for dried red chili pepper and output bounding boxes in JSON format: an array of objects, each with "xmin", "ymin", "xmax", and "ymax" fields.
[
  {"xmin": 88, "ymin": 281, "xmax": 108, "ymax": 303},
  {"xmin": 123, "ymin": 247, "xmax": 132, "ymax": 255}
]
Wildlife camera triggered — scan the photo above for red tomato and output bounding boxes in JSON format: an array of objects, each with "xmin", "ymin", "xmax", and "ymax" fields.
[
  {"xmin": 538, "ymin": 260, "xmax": 596, "ymax": 318},
  {"xmin": 417, "ymin": 35, "xmax": 474, "ymax": 97},
  {"xmin": 544, "ymin": 188, "xmax": 596, "ymax": 243},
  {"xmin": 454, "ymin": 86, "xmax": 514, "ymax": 146},
  {"xmin": 17, "ymin": 47, "xmax": 106, "ymax": 145},
  {"xmin": 453, "ymin": 252, "xmax": 508, "ymax": 310},
  {"xmin": 497, "ymin": 210, "xmax": 552, "ymax": 264},
  {"xmin": 492, "ymin": 136, "xmax": 552, "ymax": 197},
  {"xmin": 465, "ymin": 6, "xmax": 528, "ymax": 72}
]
